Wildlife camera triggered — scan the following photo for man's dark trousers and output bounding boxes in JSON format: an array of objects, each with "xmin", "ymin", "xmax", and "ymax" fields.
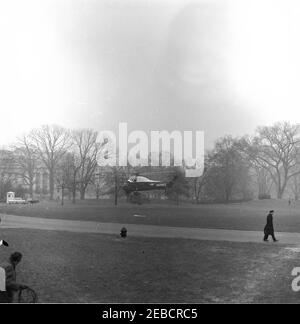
[{"xmin": 264, "ymin": 230, "xmax": 277, "ymax": 242}]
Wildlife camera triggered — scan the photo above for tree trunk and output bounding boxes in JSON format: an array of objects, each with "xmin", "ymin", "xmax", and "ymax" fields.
[
  {"xmin": 225, "ymin": 188, "xmax": 230, "ymax": 203},
  {"xmin": 72, "ymin": 189, "xmax": 76, "ymax": 204},
  {"xmin": 277, "ymin": 180, "xmax": 288, "ymax": 199},
  {"xmin": 29, "ymin": 181, "xmax": 34, "ymax": 198},
  {"xmin": 49, "ymin": 171, "xmax": 54, "ymax": 200},
  {"xmin": 176, "ymin": 193, "xmax": 179, "ymax": 205},
  {"xmin": 114, "ymin": 172, "xmax": 118, "ymax": 206},
  {"xmin": 80, "ymin": 188, "xmax": 85, "ymax": 200},
  {"xmin": 277, "ymin": 187, "xmax": 284, "ymax": 199}
]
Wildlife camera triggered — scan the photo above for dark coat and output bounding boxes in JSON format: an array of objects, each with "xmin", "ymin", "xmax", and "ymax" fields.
[{"xmin": 264, "ymin": 213, "xmax": 274, "ymax": 234}]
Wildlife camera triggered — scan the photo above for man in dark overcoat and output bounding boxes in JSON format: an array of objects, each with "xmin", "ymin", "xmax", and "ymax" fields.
[{"xmin": 263, "ymin": 210, "xmax": 278, "ymax": 242}]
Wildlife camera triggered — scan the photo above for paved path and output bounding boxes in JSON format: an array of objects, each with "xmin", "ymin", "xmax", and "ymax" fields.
[{"xmin": 1, "ymin": 213, "xmax": 300, "ymax": 244}]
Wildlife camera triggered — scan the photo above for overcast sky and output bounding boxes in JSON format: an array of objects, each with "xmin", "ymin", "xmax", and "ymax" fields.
[{"xmin": 1, "ymin": 0, "xmax": 300, "ymax": 148}]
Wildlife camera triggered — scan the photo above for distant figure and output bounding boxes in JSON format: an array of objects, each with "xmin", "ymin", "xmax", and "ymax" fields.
[
  {"xmin": 120, "ymin": 227, "xmax": 127, "ymax": 238},
  {"xmin": 263, "ymin": 210, "xmax": 278, "ymax": 242},
  {"xmin": 289, "ymin": 198, "xmax": 291, "ymax": 206},
  {"xmin": 0, "ymin": 252, "xmax": 27, "ymax": 303}
]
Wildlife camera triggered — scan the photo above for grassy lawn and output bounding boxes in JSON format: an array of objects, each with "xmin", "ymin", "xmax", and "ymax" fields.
[
  {"xmin": 1, "ymin": 199, "xmax": 300, "ymax": 233},
  {"xmin": 0, "ymin": 227, "xmax": 300, "ymax": 303}
]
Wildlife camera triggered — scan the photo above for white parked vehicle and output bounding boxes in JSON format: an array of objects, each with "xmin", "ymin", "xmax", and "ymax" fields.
[
  {"xmin": 8, "ymin": 197, "xmax": 27, "ymax": 204},
  {"xmin": 6, "ymin": 192, "xmax": 27, "ymax": 204}
]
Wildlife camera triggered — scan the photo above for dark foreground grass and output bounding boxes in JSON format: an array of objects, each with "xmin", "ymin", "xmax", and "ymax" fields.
[
  {"xmin": 0, "ymin": 228, "xmax": 300, "ymax": 303},
  {"xmin": 1, "ymin": 199, "xmax": 300, "ymax": 233}
]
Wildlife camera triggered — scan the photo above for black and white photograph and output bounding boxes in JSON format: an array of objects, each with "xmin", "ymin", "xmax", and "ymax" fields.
[{"xmin": 1, "ymin": 0, "xmax": 300, "ymax": 308}]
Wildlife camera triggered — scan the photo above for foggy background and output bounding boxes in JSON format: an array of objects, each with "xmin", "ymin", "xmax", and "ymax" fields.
[{"xmin": 1, "ymin": 0, "xmax": 300, "ymax": 147}]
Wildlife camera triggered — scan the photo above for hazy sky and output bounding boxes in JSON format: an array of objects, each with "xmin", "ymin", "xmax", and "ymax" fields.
[{"xmin": 1, "ymin": 0, "xmax": 300, "ymax": 148}]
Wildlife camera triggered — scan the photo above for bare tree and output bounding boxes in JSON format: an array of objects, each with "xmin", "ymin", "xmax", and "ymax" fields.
[
  {"xmin": 92, "ymin": 172, "xmax": 105, "ymax": 200},
  {"xmin": 13, "ymin": 135, "xmax": 37, "ymax": 198},
  {"xmin": 166, "ymin": 168, "xmax": 190, "ymax": 205},
  {"xmin": 72, "ymin": 129, "xmax": 101, "ymax": 200},
  {"xmin": 91, "ymin": 166, "xmax": 113, "ymax": 200},
  {"xmin": 254, "ymin": 166, "xmax": 273, "ymax": 198},
  {"xmin": 190, "ymin": 157, "xmax": 209, "ymax": 204},
  {"xmin": 30, "ymin": 125, "xmax": 71, "ymax": 200},
  {"xmin": 0, "ymin": 150, "xmax": 16, "ymax": 200},
  {"xmin": 289, "ymin": 173, "xmax": 300, "ymax": 201},
  {"xmin": 57, "ymin": 152, "xmax": 81, "ymax": 203},
  {"xmin": 204, "ymin": 136, "xmax": 252, "ymax": 203},
  {"xmin": 244, "ymin": 122, "xmax": 300, "ymax": 199},
  {"xmin": 100, "ymin": 166, "xmax": 128, "ymax": 205}
]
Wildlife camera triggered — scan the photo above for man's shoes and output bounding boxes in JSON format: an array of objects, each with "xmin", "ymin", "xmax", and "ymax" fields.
[
  {"xmin": 263, "ymin": 239, "xmax": 269, "ymax": 242},
  {"xmin": 273, "ymin": 239, "xmax": 279, "ymax": 242}
]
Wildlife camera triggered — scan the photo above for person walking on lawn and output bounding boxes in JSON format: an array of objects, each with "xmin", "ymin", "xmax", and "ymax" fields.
[{"xmin": 263, "ymin": 210, "xmax": 278, "ymax": 242}]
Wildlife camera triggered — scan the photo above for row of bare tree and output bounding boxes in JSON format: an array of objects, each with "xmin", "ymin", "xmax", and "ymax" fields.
[
  {"xmin": 7, "ymin": 121, "xmax": 300, "ymax": 203},
  {"xmin": 13, "ymin": 125, "xmax": 102, "ymax": 201},
  {"xmin": 191, "ymin": 122, "xmax": 300, "ymax": 203}
]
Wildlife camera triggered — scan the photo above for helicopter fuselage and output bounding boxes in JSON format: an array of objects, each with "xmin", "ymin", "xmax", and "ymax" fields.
[
  {"xmin": 123, "ymin": 181, "xmax": 167, "ymax": 194},
  {"xmin": 123, "ymin": 175, "xmax": 168, "ymax": 194}
]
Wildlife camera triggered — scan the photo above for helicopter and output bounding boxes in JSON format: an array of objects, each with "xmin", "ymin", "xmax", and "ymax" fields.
[
  {"xmin": 122, "ymin": 174, "xmax": 175, "ymax": 194},
  {"xmin": 122, "ymin": 172, "xmax": 178, "ymax": 204},
  {"xmin": 95, "ymin": 166, "xmax": 185, "ymax": 205},
  {"xmin": 122, "ymin": 167, "xmax": 184, "ymax": 196}
]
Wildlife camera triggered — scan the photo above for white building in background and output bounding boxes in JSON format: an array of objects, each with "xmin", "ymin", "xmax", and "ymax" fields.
[{"xmin": 0, "ymin": 149, "xmax": 50, "ymax": 199}]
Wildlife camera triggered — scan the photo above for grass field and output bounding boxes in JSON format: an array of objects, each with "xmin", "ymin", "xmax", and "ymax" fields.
[
  {"xmin": 0, "ymin": 227, "xmax": 299, "ymax": 303},
  {"xmin": 1, "ymin": 199, "xmax": 300, "ymax": 303},
  {"xmin": 1, "ymin": 199, "xmax": 300, "ymax": 232}
]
